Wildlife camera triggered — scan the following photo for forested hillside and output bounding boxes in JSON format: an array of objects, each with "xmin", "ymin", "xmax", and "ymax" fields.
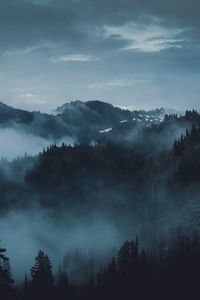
[{"xmin": 0, "ymin": 105, "xmax": 200, "ymax": 299}]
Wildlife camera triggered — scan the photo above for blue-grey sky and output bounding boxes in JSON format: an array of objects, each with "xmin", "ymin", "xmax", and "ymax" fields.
[{"xmin": 0, "ymin": 0, "xmax": 200, "ymax": 112}]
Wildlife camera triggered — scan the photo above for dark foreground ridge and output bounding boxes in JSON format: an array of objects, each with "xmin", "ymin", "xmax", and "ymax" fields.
[{"xmin": 1, "ymin": 231, "xmax": 200, "ymax": 300}]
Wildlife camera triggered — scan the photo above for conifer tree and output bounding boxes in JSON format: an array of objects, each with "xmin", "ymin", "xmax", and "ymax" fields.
[
  {"xmin": 31, "ymin": 250, "xmax": 54, "ymax": 297},
  {"xmin": 0, "ymin": 245, "xmax": 14, "ymax": 298},
  {"xmin": 0, "ymin": 246, "xmax": 14, "ymax": 285}
]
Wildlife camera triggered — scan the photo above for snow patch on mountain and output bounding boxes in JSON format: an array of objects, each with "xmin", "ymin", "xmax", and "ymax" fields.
[{"xmin": 99, "ymin": 128, "xmax": 112, "ymax": 133}]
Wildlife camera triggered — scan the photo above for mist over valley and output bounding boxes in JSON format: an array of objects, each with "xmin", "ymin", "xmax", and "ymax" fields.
[{"xmin": 0, "ymin": 101, "xmax": 199, "ymax": 283}]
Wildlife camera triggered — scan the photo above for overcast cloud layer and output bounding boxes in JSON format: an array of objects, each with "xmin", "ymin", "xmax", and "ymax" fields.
[{"xmin": 0, "ymin": 0, "xmax": 200, "ymax": 111}]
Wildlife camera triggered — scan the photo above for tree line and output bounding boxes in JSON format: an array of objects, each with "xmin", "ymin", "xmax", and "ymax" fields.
[{"xmin": 1, "ymin": 231, "xmax": 200, "ymax": 300}]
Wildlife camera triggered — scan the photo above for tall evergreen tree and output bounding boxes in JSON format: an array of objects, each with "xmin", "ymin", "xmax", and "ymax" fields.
[
  {"xmin": 0, "ymin": 245, "xmax": 14, "ymax": 298},
  {"xmin": 0, "ymin": 246, "xmax": 14, "ymax": 284},
  {"xmin": 31, "ymin": 250, "xmax": 54, "ymax": 298}
]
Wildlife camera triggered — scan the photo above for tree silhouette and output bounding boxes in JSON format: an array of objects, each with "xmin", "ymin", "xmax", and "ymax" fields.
[
  {"xmin": 31, "ymin": 250, "xmax": 54, "ymax": 299},
  {"xmin": 56, "ymin": 270, "xmax": 72, "ymax": 300},
  {"xmin": 0, "ymin": 245, "xmax": 14, "ymax": 298}
]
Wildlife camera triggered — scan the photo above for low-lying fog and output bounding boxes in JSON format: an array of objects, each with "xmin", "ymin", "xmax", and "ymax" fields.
[
  {"xmin": 0, "ymin": 128, "xmax": 74, "ymax": 160},
  {"xmin": 0, "ymin": 208, "xmax": 125, "ymax": 281}
]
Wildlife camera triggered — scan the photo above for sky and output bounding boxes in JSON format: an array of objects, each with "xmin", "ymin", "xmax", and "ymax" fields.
[{"xmin": 0, "ymin": 0, "xmax": 200, "ymax": 112}]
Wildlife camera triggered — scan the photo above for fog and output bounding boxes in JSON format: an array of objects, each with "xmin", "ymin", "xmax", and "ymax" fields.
[
  {"xmin": 0, "ymin": 111, "xmax": 198, "ymax": 285},
  {"xmin": 0, "ymin": 128, "xmax": 74, "ymax": 160},
  {"xmin": 0, "ymin": 207, "xmax": 124, "ymax": 281}
]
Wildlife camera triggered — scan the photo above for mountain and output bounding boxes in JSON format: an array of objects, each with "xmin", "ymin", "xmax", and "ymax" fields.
[
  {"xmin": 0, "ymin": 101, "xmax": 67, "ymax": 139},
  {"xmin": 1, "ymin": 123, "xmax": 200, "ymax": 236},
  {"xmin": 0, "ymin": 101, "xmax": 33, "ymax": 124},
  {"xmin": 0, "ymin": 102, "xmax": 200, "ymax": 287},
  {"xmin": 0, "ymin": 100, "xmax": 167, "ymax": 142},
  {"xmin": 57, "ymin": 100, "xmax": 165, "ymax": 130},
  {"xmin": 0, "ymin": 100, "xmax": 199, "ymax": 151}
]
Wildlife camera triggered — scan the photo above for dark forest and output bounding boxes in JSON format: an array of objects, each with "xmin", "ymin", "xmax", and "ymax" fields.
[{"xmin": 0, "ymin": 102, "xmax": 200, "ymax": 299}]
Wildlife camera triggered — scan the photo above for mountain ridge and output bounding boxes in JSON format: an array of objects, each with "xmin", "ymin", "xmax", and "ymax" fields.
[{"xmin": 0, "ymin": 100, "xmax": 166, "ymax": 141}]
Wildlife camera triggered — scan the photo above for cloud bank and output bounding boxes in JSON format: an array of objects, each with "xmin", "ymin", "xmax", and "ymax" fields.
[{"xmin": 0, "ymin": 0, "xmax": 200, "ymax": 111}]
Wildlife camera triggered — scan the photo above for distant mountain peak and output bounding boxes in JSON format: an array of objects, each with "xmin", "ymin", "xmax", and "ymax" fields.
[
  {"xmin": 56, "ymin": 100, "xmax": 115, "ymax": 114},
  {"xmin": 0, "ymin": 101, "xmax": 13, "ymax": 110}
]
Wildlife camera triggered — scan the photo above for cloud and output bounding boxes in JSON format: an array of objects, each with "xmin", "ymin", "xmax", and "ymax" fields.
[
  {"xmin": 0, "ymin": 128, "xmax": 74, "ymax": 160},
  {"xmin": 51, "ymin": 54, "xmax": 98, "ymax": 62},
  {"xmin": 0, "ymin": 0, "xmax": 196, "ymax": 54},
  {"xmin": 0, "ymin": 128, "xmax": 49, "ymax": 160},
  {"xmin": 3, "ymin": 42, "xmax": 55, "ymax": 56},
  {"xmin": 105, "ymin": 23, "xmax": 184, "ymax": 52},
  {"xmin": 19, "ymin": 93, "xmax": 35, "ymax": 99},
  {"xmin": 0, "ymin": 0, "xmax": 200, "ymax": 111},
  {"xmin": 87, "ymin": 77, "xmax": 151, "ymax": 89},
  {"xmin": 0, "ymin": 0, "xmax": 197, "ymax": 57},
  {"xmin": 0, "ymin": 208, "xmax": 122, "ymax": 279}
]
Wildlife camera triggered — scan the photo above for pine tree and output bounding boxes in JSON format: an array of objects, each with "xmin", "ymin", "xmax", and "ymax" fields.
[
  {"xmin": 0, "ymin": 246, "xmax": 14, "ymax": 285},
  {"xmin": 57, "ymin": 270, "xmax": 70, "ymax": 300},
  {"xmin": 31, "ymin": 250, "xmax": 54, "ymax": 297},
  {"xmin": 24, "ymin": 273, "xmax": 28, "ymax": 290},
  {"xmin": 0, "ymin": 245, "xmax": 14, "ymax": 298},
  {"xmin": 117, "ymin": 238, "xmax": 139, "ymax": 273}
]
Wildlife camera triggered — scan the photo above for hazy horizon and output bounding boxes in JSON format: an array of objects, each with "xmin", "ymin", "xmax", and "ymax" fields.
[{"xmin": 0, "ymin": 98, "xmax": 192, "ymax": 114}]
